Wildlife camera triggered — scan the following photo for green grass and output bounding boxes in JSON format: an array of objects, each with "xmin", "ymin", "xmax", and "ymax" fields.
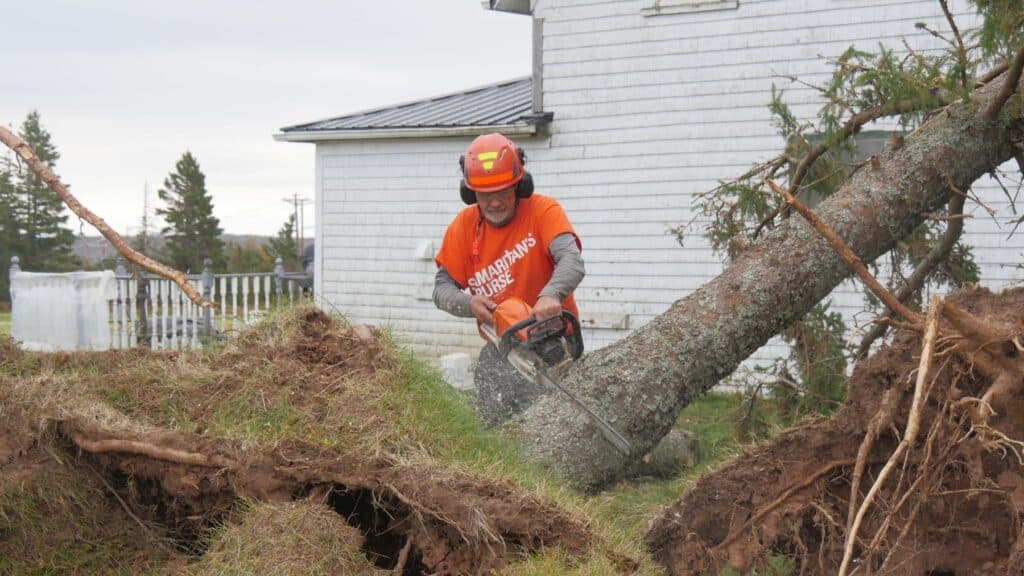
[
  {"xmin": 1, "ymin": 308, "xmax": 794, "ymax": 575},
  {"xmin": 0, "ymin": 312, "xmax": 10, "ymax": 336}
]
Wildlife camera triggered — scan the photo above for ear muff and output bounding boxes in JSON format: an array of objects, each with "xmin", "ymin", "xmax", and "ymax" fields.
[
  {"xmin": 459, "ymin": 154, "xmax": 477, "ymax": 205},
  {"xmin": 514, "ymin": 147, "xmax": 533, "ymax": 199},
  {"xmin": 515, "ymin": 171, "xmax": 533, "ymax": 199}
]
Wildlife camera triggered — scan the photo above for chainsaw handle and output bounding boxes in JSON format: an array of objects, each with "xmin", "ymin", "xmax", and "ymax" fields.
[
  {"xmin": 562, "ymin": 311, "xmax": 584, "ymax": 360},
  {"xmin": 497, "ymin": 311, "xmax": 584, "ymax": 360},
  {"xmin": 498, "ymin": 314, "xmax": 537, "ymax": 357}
]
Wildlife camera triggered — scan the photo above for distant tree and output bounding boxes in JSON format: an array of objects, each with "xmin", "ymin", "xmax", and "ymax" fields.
[
  {"xmin": 267, "ymin": 213, "xmax": 300, "ymax": 271},
  {"xmin": 224, "ymin": 240, "xmax": 271, "ymax": 274},
  {"xmin": 156, "ymin": 152, "xmax": 225, "ymax": 273},
  {"xmin": 0, "ymin": 170, "xmax": 18, "ymax": 303},
  {"xmin": 9, "ymin": 112, "xmax": 76, "ymax": 273}
]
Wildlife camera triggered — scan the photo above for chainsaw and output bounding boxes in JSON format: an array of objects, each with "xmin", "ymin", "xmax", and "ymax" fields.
[{"xmin": 478, "ymin": 297, "xmax": 633, "ymax": 457}]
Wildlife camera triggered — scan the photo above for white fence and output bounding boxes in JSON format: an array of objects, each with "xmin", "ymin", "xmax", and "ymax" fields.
[{"xmin": 10, "ymin": 256, "xmax": 310, "ymax": 351}]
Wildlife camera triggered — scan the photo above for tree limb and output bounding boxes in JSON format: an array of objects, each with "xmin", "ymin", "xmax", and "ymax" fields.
[
  {"xmin": 855, "ymin": 191, "xmax": 967, "ymax": 358},
  {"xmin": 984, "ymin": 45, "xmax": 1024, "ymax": 121},
  {"xmin": 765, "ymin": 178, "xmax": 922, "ymax": 326},
  {"xmin": 938, "ymin": 0, "xmax": 968, "ymax": 89},
  {"xmin": 0, "ymin": 127, "xmax": 216, "ymax": 309}
]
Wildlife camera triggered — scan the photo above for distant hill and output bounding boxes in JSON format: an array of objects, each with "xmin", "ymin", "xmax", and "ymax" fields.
[{"xmin": 70, "ymin": 235, "xmax": 311, "ymax": 266}]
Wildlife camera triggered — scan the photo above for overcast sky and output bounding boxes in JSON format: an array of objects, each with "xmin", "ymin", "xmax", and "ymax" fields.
[{"xmin": 1, "ymin": 1, "xmax": 532, "ymax": 237}]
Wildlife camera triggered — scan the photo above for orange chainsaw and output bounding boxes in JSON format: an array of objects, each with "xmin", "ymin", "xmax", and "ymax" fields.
[{"xmin": 478, "ymin": 297, "xmax": 633, "ymax": 457}]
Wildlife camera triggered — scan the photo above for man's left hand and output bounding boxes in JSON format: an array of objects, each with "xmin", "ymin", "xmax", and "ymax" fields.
[{"xmin": 533, "ymin": 296, "xmax": 562, "ymax": 320}]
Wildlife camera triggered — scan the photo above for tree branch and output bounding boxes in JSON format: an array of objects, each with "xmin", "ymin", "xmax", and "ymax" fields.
[
  {"xmin": 984, "ymin": 45, "xmax": 1024, "ymax": 121},
  {"xmin": 855, "ymin": 191, "xmax": 966, "ymax": 358},
  {"xmin": 0, "ymin": 127, "xmax": 216, "ymax": 308},
  {"xmin": 765, "ymin": 178, "xmax": 922, "ymax": 326},
  {"xmin": 787, "ymin": 99, "xmax": 938, "ymax": 199},
  {"xmin": 938, "ymin": 0, "xmax": 968, "ymax": 89}
]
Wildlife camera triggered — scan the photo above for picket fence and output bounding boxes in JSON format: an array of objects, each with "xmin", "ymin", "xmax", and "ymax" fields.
[{"xmin": 9, "ymin": 256, "xmax": 310, "ymax": 351}]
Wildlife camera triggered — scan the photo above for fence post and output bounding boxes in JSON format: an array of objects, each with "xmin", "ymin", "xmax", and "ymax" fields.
[
  {"xmin": 273, "ymin": 257, "xmax": 284, "ymax": 308},
  {"xmin": 201, "ymin": 258, "xmax": 214, "ymax": 341},
  {"xmin": 114, "ymin": 258, "xmax": 128, "ymax": 347},
  {"xmin": 135, "ymin": 273, "xmax": 150, "ymax": 348}
]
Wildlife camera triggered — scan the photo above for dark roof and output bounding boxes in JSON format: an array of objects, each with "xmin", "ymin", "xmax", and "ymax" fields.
[{"xmin": 279, "ymin": 77, "xmax": 546, "ymax": 135}]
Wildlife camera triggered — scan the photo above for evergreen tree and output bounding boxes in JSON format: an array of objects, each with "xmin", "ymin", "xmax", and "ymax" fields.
[
  {"xmin": 267, "ymin": 213, "xmax": 299, "ymax": 271},
  {"xmin": 10, "ymin": 111, "xmax": 76, "ymax": 273},
  {"xmin": 0, "ymin": 170, "xmax": 18, "ymax": 303},
  {"xmin": 155, "ymin": 152, "xmax": 225, "ymax": 273}
]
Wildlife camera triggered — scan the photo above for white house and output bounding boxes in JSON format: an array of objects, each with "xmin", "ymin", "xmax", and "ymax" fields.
[{"xmin": 275, "ymin": 0, "xmax": 1022, "ymax": 366}]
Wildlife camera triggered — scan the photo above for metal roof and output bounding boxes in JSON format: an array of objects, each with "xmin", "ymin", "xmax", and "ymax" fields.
[{"xmin": 276, "ymin": 77, "xmax": 548, "ymax": 142}]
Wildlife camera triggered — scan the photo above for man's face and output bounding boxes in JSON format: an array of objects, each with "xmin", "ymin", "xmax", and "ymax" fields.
[{"xmin": 476, "ymin": 186, "xmax": 517, "ymax": 227}]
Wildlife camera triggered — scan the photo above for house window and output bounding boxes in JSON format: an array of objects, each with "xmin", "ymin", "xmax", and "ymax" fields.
[{"xmin": 641, "ymin": 0, "xmax": 738, "ymax": 17}]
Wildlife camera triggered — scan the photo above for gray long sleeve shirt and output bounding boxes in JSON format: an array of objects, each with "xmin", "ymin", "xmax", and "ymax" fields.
[{"xmin": 432, "ymin": 232, "xmax": 585, "ymax": 318}]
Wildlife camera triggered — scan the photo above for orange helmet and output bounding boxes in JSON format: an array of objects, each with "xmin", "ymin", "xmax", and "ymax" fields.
[{"xmin": 460, "ymin": 133, "xmax": 525, "ymax": 193}]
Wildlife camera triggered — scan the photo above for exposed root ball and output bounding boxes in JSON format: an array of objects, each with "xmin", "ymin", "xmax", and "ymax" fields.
[{"xmin": 647, "ymin": 286, "xmax": 1024, "ymax": 575}]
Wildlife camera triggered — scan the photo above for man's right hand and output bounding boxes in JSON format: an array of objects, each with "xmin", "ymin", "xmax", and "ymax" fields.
[{"xmin": 470, "ymin": 294, "xmax": 497, "ymax": 326}]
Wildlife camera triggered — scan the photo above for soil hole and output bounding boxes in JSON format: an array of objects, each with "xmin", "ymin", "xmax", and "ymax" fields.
[{"xmin": 325, "ymin": 484, "xmax": 427, "ymax": 574}]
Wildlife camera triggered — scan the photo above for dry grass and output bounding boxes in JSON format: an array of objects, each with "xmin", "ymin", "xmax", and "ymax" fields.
[
  {"xmin": 186, "ymin": 501, "xmax": 386, "ymax": 576},
  {"xmin": 0, "ymin": 307, "xmax": 722, "ymax": 575}
]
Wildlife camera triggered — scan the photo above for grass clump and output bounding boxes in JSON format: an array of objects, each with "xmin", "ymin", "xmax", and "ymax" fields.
[
  {"xmin": 187, "ymin": 501, "xmax": 385, "ymax": 576},
  {"xmin": 0, "ymin": 450, "xmax": 177, "ymax": 575}
]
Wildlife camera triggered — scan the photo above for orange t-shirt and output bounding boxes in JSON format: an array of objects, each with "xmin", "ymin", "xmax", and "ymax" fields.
[{"xmin": 435, "ymin": 194, "xmax": 580, "ymax": 319}]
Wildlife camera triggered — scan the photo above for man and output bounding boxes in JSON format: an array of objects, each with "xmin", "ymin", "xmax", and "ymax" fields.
[{"xmin": 433, "ymin": 133, "xmax": 585, "ymax": 426}]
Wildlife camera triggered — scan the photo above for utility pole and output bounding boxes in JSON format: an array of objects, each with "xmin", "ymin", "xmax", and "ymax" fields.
[{"xmin": 282, "ymin": 193, "xmax": 310, "ymax": 257}]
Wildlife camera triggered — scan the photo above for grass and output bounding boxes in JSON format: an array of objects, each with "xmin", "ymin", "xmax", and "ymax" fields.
[
  {"xmin": 0, "ymin": 312, "xmax": 10, "ymax": 336},
  {"xmin": 0, "ymin": 307, "xmax": 790, "ymax": 575}
]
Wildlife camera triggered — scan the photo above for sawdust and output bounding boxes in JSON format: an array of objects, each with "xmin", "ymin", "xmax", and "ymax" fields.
[{"xmin": 646, "ymin": 286, "xmax": 1024, "ymax": 575}]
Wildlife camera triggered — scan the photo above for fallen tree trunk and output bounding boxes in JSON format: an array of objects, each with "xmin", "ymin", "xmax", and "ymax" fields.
[{"xmin": 514, "ymin": 72, "xmax": 1024, "ymax": 488}]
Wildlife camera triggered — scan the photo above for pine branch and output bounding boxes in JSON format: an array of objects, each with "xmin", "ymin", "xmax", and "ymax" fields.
[
  {"xmin": 788, "ymin": 98, "xmax": 935, "ymax": 196},
  {"xmin": 984, "ymin": 45, "xmax": 1024, "ymax": 120},
  {"xmin": 0, "ymin": 127, "xmax": 216, "ymax": 309},
  {"xmin": 764, "ymin": 177, "xmax": 922, "ymax": 326},
  {"xmin": 855, "ymin": 191, "xmax": 966, "ymax": 358},
  {"xmin": 938, "ymin": 0, "xmax": 968, "ymax": 89}
]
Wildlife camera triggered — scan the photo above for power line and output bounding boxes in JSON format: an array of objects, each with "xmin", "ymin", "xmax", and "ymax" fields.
[{"xmin": 282, "ymin": 193, "xmax": 310, "ymax": 257}]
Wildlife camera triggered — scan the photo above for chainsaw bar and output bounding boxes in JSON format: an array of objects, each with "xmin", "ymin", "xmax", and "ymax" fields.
[{"xmin": 480, "ymin": 323, "xmax": 633, "ymax": 457}]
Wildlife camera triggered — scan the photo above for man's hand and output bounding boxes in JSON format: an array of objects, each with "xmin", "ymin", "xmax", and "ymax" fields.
[
  {"xmin": 533, "ymin": 295, "xmax": 562, "ymax": 320},
  {"xmin": 470, "ymin": 294, "xmax": 497, "ymax": 325}
]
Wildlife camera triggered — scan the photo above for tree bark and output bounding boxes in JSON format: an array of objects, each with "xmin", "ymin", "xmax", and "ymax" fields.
[{"xmin": 513, "ymin": 76, "xmax": 1024, "ymax": 488}]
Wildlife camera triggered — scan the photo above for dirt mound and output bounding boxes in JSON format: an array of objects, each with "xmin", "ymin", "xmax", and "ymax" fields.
[
  {"xmin": 0, "ymin": 306, "xmax": 617, "ymax": 575},
  {"xmin": 647, "ymin": 286, "xmax": 1024, "ymax": 575}
]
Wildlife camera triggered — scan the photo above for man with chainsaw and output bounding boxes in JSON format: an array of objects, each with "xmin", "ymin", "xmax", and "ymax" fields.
[{"xmin": 434, "ymin": 132, "xmax": 585, "ymax": 426}]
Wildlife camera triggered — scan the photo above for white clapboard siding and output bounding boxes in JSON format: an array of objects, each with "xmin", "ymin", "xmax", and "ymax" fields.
[{"xmin": 314, "ymin": 0, "xmax": 1021, "ymax": 373}]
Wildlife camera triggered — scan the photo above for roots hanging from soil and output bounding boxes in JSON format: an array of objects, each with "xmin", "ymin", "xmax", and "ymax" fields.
[
  {"xmin": 1, "ymin": 308, "xmax": 618, "ymax": 575},
  {"xmin": 647, "ymin": 286, "xmax": 1024, "ymax": 575},
  {"xmin": 53, "ymin": 418, "xmax": 595, "ymax": 575}
]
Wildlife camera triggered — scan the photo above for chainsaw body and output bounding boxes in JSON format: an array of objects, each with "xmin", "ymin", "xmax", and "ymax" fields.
[
  {"xmin": 477, "ymin": 297, "xmax": 633, "ymax": 457},
  {"xmin": 492, "ymin": 297, "xmax": 583, "ymax": 369}
]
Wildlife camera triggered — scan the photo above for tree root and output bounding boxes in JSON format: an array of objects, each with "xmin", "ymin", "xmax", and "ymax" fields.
[{"xmin": 69, "ymin": 432, "xmax": 235, "ymax": 468}]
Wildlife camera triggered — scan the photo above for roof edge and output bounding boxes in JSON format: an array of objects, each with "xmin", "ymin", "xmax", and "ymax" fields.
[
  {"xmin": 278, "ymin": 76, "xmax": 532, "ymax": 134},
  {"xmin": 273, "ymin": 123, "xmax": 538, "ymax": 143}
]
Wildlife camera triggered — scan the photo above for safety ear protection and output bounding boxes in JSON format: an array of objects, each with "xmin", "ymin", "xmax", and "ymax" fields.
[{"xmin": 458, "ymin": 146, "xmax": 533, "ymax": 205}]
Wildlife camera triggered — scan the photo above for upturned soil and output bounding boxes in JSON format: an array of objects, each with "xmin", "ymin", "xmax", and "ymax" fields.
[
  {"xmin": 0, "ymin": 308, "xmax": 610, "ymax": 575},
  {"xmin": 646, "ymin": 286, "xmax": 1024, "ymax": 575}
]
